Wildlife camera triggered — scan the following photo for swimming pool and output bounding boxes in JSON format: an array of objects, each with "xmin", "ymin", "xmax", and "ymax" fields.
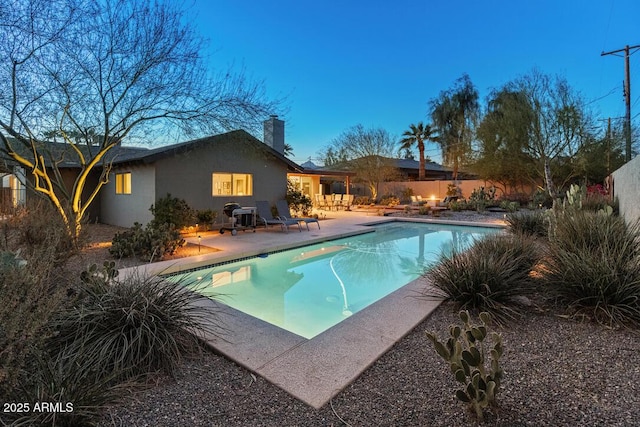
[{"xmin": 165, "ymin": 221, "xmax": 499, "ymax": 339}]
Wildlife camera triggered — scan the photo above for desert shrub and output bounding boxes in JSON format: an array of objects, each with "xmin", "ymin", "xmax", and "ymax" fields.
[
  {"xmin": 286, "ymin": 180, "xmax": 313, "ymax": 216},
  {"xmin": 379, "ymin": 195, "xmax": 400, "ymax": 206},
  {"xmin": 48, "ymin": 264, "xmax": 223, "ymax": 385},
  {"xmin": 544, "ymin": 211, "xmax": 640, "ymax": 327},
  {"xmin": 418, "ymin": 206, "xmax": 431, "ymax": 215},
  {"xmin": 499, "ymin": 200, "xmax": 519, "ymax": 212},
  {"xmin": 400, "ymin": 186, "xmax": 414, "ymax": 203},
  {"xmin": 446, "ymin": 183, "xmax": 462, "ymax": 197},
  {"xmin": 426, "ymin": 311, "xmax": 503, "ymax": 423},
  {"xmin": 196, "ymin": 209, "xmax": 218, "ymax": 230},
  {"xmin": 7, "ymin": 351, "xmax": 133, "ymax": 427},
  {"xmin": 582, "ymin": 192, "xmax": 615, "ymax": 213},
  {"xmin": 7, "ymin": 201, "xmax": 83, "ymax": 261},
  {"xmin": 0, "ymin": 240, "xmax": 72, "ymax": 400},
  {"xmin": 426, "ymin": 233, "xmax": 541, "ymax": 324},
  {"xmin": 353, "ymin": 196, "xmax": 371, "ymax": 206},
  {"xmin": 150, "ymin": 193, "xmax": 194, "ymax": 230},
  {"xmin": 505, "ymin": 210, "xmax": 548, "ymax": 237},
  {"xmin": 449, "ymin": 200, "xmax": 465, "ymax": 212},
  {"xmin": 468, "ymin": 186, "xmax": 497, "ymax": 212},
  {"xmin": 110, "ymin": 222, "xmax": 184, "ymax": 262}
]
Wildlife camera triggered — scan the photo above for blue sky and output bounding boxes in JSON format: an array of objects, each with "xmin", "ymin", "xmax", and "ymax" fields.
[{"xmin": 191, "ymin": 0, "xmax": 640, "ymax": 165}]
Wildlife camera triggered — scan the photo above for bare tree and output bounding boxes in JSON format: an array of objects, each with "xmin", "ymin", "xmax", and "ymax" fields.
[
  {"xmin": 320, "ymin": 125, "xmax": 398, "ymax": 200},
  {"xmin": 513, "ymin": 69, "xmax": 594, "ymax": 197},
  {"xmin": 0, "ymin": 0, "xmax": 281, "ymax": 241}
]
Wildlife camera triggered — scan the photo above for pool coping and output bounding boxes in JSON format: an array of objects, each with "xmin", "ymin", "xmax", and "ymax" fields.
[{"xmin": 119, "ymin": 217, "xmax": 506, "ymax": 408}]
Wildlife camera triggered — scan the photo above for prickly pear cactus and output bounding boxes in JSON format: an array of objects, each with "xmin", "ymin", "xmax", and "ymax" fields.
[{"xmin": 426, "ymin": 310, "xmax": 503, "ymax": 422}]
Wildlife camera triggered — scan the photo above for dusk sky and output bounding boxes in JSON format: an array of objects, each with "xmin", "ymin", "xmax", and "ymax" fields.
[{"xmin": 192, "ymin": 1, "xmax": 640, "ymax": 165}]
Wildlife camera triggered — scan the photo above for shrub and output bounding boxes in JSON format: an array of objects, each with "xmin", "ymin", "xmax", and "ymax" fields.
[
  {"xmin": 353, "ymin": 196, "xmax": 371, "ymax": 206},
  {"xmin": 499, "ymin": 200, "xmax": 519, "ymax": 212},
  {"xmin": 7, "ymin": 201, "xmax": 83, "ymax": 261},
  {"xmin": 426, "ymin": 233, "xmax": 541, "ymax": 324},
  {"xmin": 469, "ymin": 186, "xmax": 497, "ymax": 212},
  {"xmin": 505, "ymin": 210, "xmax": 548, "ymax": 238},
  {"xmin": 48, "ymin": 264, "xmax": 224, "ymax": 385},
  {"xmin": 286, "ymin": 180, "xmax": 313, "ymax": 216},
  {"xmin": 426, "ymin": 311, "xmax": 503, "ymax": 423},
  {"xmin": 196, "ymin": 209, "xmax": 218, "ymax": 230},
  {"xmin": 418, "ymin": 206, "xmax": 431, "ymax": 215},
  {"xmin": 379, "ymin": 195, "xmax": 400, "ymax": 206},
  {"xmin": 110, "ymin": 222, "xmax": 185, "ymax": 262},
  {"xmin": 447, "ymin": 183, "xmax": 462, "ymax": 197},
  {"xmin": 400, "ymin": 186, "xmax": 414, "ymax": 203},
  {"xmin": 544, "ymin": 211, "xmax": 640, "ymax": 327},
  {"xmin": 150, "ymin": 193, "xmax": 194, "ymax": 229},
  {"xmin": 0, "ymin": 238, "xmax": 71, "ymax": 400}
]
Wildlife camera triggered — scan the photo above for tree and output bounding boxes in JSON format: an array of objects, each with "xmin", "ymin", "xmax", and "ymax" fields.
[
  {"xmin": 399, "ymin": 122, "xmax": 437, "ymax": 180},
  {"xmin": 430, "ymin": 74, "xmax": 480, "ymax": 181},
  {"xmin": 474, "ymin": 88, "xmax": 538, "ymax": 191},
  {"xmin": 320, "ymin": 125, "xmax": 398, "ymax": 200},
  {"xmin": 0, "ymin": 0, "xmax": 280, "ymax": 242},
  {"xmin": 512, "ymin": 69, "xmax": 594, "ymax": 197}
]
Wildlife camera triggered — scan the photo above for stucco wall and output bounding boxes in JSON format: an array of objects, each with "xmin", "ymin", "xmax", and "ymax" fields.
[
  {"xmin": 100, "ymin": 164, "xmax": 156, "ymax": 227},
  {"xmin": 611, "ymin": 155, "xmax": 640, "ymax": 225},
  {"xmin": 154, "ymin": 137, "xmax": 288, "ymax": 222},
  {"xmin": 380, "ymin": 180, "xmax": 537, "ymax": 200}
]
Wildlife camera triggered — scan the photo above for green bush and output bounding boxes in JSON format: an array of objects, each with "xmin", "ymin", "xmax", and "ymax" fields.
[
  {"xmin": 418, "ymin": 206, "xmax": 431, "ymax": 215},
  {"xmin": 110, "ymin": 222, "xmax": 184, "ymax": 262},
  {"xmin": 286, "ymin": 180, "xmax": 313, "ymax": 216},
  {"xmin": 353, "ymin": 196, "xmax": 371, "ymax": 206},
  {"xmin": 150, "ymin": 193, "xmax": 194, "ymax": 229},
  {"xmin": 505, "ymin": 210, "xmax": 548, "ymax": 237},
  {"xmin": 48, "ymin": 265, "xmax": 224, "ymax": 385},
  {"xmin": 544, "ymin": 211, "xmax": 640, "ymax": 327},
  {"xmin": 426, "ymin": 233, "xmax": 541, "ymax": 324},
  {"xmin": 196, "ymin": 209, "xmax": 218, "ymax": 230}
]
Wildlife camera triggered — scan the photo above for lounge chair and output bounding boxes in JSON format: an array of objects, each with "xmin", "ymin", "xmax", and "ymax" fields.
[
  {"xmin": 255, "ymin": 201, "xmax": 302, "ymax": 232},
  {"xmin": 275, "ymin": 200, "xmax": 320, "ymax": 230}
]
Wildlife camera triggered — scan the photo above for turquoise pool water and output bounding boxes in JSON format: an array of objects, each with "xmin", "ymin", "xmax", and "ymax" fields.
[{"xmin": 165, "ymin": 222, "xmax": 500, "ymax": 339}]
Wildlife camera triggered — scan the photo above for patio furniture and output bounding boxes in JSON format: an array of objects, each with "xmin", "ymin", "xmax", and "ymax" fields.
[
  {"xmin": 342, "ymin": 194, "xmax": 354, "ymax": 210},
  {"xmin": 315, "ymin": 194, "xmax": 329, "ymax": 210},
  {"xmin": 255, "ymin": 201, "xmax": 302, "ymax": 232},
  {"xmin": 332, "ymin": 193, "xmax": 343, "ymax": 210},
  {"xmin": 275, "ymin": 200, "xmax": 320, "ymax": 230}
]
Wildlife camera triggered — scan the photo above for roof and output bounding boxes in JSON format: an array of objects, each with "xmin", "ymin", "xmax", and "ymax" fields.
[{"xmin": 2, "ymin": 130, "xmax": 303, "ymax": 172}]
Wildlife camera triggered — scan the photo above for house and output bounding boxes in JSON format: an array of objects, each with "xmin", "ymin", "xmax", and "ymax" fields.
[
  {"xmin": 101, "ymin": 116, "xmax": 301, "ymax": 227},
  {"xmin": 1, "ymin": 116, "xmax": 303, "ymax": 227}
]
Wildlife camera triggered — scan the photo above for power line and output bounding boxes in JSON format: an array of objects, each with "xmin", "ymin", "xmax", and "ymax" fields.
[{"xmin": 602, "ymin": 44, "xmax": 640, "ymax": 161}]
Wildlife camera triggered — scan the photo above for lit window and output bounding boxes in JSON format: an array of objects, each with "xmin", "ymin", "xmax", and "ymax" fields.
[
  {"xmin": 115, "ymin": 172, "xmax": 131, "ymax": 194},
  {"xmin": 212, "ymin": 173, "xmax": 253, "ymax": 196}
]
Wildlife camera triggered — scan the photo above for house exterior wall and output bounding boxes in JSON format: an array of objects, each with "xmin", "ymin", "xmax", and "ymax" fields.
[
  {"xmin": 611, "ymin": 155, "xmax": 640, "ymax": 225},
  {"xmin": 100, "ymin": 164, "xmax": 156, "ymax": 227},
  {"xmin": 153, "ymin": 137, "xmax": 289, "ymax": 222}
]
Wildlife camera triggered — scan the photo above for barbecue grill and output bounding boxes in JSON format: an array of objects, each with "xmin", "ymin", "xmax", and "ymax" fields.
[{"xmin": 219, "ymin": 202, "xmax": 256, "ymax": 235}]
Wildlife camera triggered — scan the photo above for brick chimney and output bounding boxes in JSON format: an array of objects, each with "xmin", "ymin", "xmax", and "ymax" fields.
[{"xmin": 263, "ymin": 115, "xmax": 284, "ymax": 154}]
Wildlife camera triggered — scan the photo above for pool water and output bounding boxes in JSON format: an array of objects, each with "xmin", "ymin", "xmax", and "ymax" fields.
[{"xmin": 165, "ymin": 222, "xmax": 499, "ymax": 339}]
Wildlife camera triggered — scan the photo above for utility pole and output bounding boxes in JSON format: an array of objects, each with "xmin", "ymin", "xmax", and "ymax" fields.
[{"xmin": 601, "ymin": 44, "xmax": 640, "ymax": 162}]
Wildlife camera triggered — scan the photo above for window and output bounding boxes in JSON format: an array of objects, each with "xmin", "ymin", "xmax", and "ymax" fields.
[
  {"xmin": 212, "ymin": 173, "xmax": 252, "ymax": 196},
  {"xmin": 115, "ymin": 172, "xmax": 131, "ymax": 194}
]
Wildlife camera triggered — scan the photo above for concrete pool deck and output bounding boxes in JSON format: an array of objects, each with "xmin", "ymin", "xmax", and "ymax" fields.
[{"xmin": 119, "ymin": 209, "xmax": 506, "ymax": 408}]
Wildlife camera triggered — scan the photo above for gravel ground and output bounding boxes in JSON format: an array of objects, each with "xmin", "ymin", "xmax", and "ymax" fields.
[{"xmin": 95, "ymin": 212, "xmax": 640, "ymax": 427}]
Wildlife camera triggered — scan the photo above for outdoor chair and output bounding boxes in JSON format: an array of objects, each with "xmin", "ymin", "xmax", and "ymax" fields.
[
  {"xmin": 343, "ymin": 194, "xmax": 354, "ymax": 210},
  {"xmin": 255, "ymin": 201, "xmax": 302, "ymax": 232},
  {"xmin": 315, "ymin": 194, "xmax": 329, "ymax": 210},
  {"xmin": 275, "ymin": 200, "xmax": 320, "ymax": 230},
  {"xmin": 332, "ymin": 193, "xmax": 343, "ymax": 210}
]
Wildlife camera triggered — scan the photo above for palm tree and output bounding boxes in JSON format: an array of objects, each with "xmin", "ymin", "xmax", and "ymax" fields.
[{"xmin": 399, "ymin": 122, "xmax": 436, "ymax": 180}]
